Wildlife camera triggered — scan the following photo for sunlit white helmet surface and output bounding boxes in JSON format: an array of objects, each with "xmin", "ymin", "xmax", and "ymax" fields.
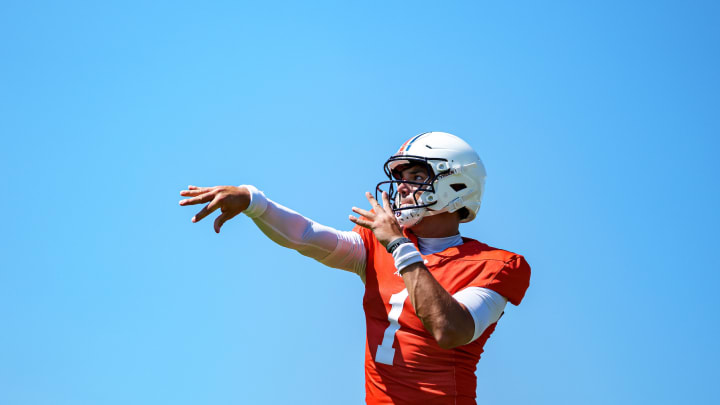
[{"xmin": 376, "ymin": 132, "xmax": 487, "ymax": 228}]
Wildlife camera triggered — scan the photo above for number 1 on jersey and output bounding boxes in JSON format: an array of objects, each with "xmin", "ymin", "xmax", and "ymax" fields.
[{"xmin": 375, "ymin": 288, "xmax": 409, "ymax": 366}]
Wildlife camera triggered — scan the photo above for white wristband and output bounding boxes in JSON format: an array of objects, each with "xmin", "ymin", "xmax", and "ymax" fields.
[
  {"xmin": 392, "ymin": 243, "xmax": 423, "ymax": 275},
  {"xmin": 240, "ymin": 184, "xmax": 268, "ymax": 218}
]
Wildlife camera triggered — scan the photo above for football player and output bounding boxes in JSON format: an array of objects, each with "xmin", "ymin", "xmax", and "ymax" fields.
[{"xmin": 179, "ymin": 132, "xmax": 530, "ymax": 405}]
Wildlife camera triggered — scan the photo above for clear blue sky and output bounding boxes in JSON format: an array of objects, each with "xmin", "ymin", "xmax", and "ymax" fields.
[{"xmin": 2, "ymin": 1, "xmax": 718, "ymax": 404}]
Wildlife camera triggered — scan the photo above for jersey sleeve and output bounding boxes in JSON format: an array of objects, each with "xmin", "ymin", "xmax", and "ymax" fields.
[
  {"xmin": 472, "ymin": 255, "xmax": 531, "ymax": 306},
  {"xmin": 352, "ymin": 223, "xmax": 375, "ymax": 257},
  {"xmin": 352, "ymin": 220, "xmax": 381, "ymax": 282}
]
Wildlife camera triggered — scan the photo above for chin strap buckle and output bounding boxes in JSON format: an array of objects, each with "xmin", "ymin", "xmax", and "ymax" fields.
[{"xmin": 448, "ymin": 197, "xmax": 464, "ymax": 212}]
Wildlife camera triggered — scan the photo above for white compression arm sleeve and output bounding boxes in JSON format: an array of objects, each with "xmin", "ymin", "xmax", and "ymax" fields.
[
  {"xmin": 453, "ymin": 287, "xmax": 508, "ymax": 343},
  {"xmin": 240, "ymin": 185, "xmax": 367, "ymax": 280}
]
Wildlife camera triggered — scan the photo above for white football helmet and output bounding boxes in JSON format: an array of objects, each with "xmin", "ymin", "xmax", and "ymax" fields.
[{"xmin": 376, "ymin": 132, "xmax": 487, "ymax": 227}]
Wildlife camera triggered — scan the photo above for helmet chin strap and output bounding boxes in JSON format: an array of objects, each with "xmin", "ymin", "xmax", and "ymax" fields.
[{"xmin": 395, "ymin": 205, "xmax": 426, "ymax": 228}]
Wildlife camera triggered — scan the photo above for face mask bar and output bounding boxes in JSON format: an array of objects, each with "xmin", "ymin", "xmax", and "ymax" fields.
[
  {"xmin": 375, "ymin": 155, "xmax": 449, "ymax": 212},
  {"xmin": 375, "ymin": 179, "xmax": 436, "ymax": 212}
]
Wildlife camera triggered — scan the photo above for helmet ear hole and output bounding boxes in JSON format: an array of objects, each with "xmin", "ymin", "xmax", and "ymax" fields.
[{"xmin": 450, "ymin": 183, "xmax": 467, "ymax": 192}]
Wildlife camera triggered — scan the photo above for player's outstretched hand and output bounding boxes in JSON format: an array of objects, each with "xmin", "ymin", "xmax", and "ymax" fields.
[
  {"xmin": 179, "ymin": 185, "xmax": 251, "ymax": 233},
  {"xmin": 349, "ymin": 191, "xmax": 404, "ymax": 248}
]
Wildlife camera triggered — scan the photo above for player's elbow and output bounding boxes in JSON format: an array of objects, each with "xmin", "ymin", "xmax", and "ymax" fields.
[
  {"xmin": 433, "ymin": 327, "xmax": 469, "ymax": 350},
  {"xmin": 420, "ymin": 300, "xmax": 476, "ymax": 349}
]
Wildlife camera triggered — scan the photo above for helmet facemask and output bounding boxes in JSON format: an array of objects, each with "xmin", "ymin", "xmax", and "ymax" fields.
[{"xmin": 375, "ymin": 155, "xmax": 450, "ymax": 228}]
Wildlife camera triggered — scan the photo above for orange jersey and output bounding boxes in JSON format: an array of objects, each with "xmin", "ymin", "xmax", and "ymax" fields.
[{"xmin": 353, "ymin": 225, "xmax": 531, "ymax": 405}]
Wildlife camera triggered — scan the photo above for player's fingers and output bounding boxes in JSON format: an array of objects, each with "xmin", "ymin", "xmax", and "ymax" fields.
[
  {"xmin": 192, "ymin": 199, "xmax": 221, "ymax": 222},
  {"xmin": 365, "ymin": 191, "xmax": 382, "ymax": 209},
  {"xmin": 181, "ymin": 185, "xmax": 214, "ymax": 195},
  {"xmin": 381, "ymin": 191, "xmax": 393, "ymax": 214},
  {"xmin": 180, "ymin": 188, "xmax": 211, "ymax": 197},
  {"xmin": 348, "ymin": 215, "xmax": 372, "ymax": 229},
  {"xmin": 179, "ymin": 192, "xmax": 215, "ymax": 206},
  {"xmin": 351, "ymin": 206, "xmax": 374, "ymax": 219}
]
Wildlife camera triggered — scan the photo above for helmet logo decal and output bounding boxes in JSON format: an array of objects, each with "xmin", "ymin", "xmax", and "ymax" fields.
[{"xmin": 397, "ymin": 133, "xmax": 424, "ymax": 154}]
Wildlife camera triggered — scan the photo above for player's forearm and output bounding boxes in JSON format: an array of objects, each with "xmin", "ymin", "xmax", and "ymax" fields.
[
  {"xmin": 242, "ymin": 185, "xmax": 367, "ymax": 276},
  {"xmin": 400, "ymin": 263, "xmax": 475, "ymax": 349},
  {"xmin": 250, "ymin": 206, "xmax": 335, "ymax": 257}
]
